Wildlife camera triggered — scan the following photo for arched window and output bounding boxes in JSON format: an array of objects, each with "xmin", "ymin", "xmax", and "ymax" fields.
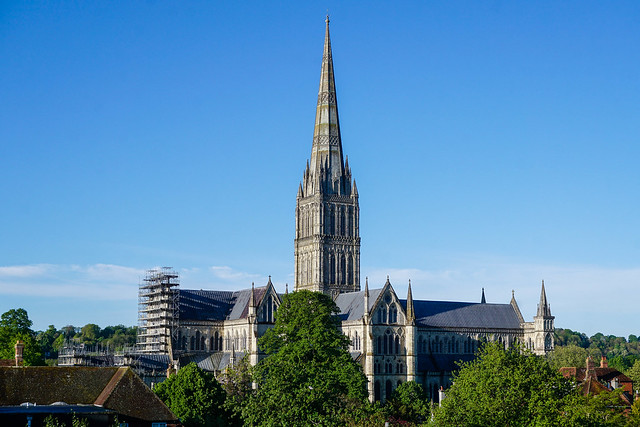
[
  {"xmin": 386, "ymin": 380, "xmax": 393, "ymax": 402},
  {"xmin": 195, "ymin": 331, "xmax": 200, "ymax": 351},
  {"xmin": 389, "ymin": 304, "xmax": 398, "ymax": 323},
  {"xmin": 200, "ymin": 336, "xmax": 205, "ymax": 351},
  {"xmin": 394, "ymin": 335, "xmax": 400, "ymax": 354},
  {"xmin": 375, "ymin": 381, "xmax": 381, "ymax": 402},
  {"xmin": 190, "ymin": 336, "xmax": 195, "ymax": 351}
]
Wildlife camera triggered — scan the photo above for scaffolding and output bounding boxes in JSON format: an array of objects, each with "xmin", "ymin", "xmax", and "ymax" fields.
[{"xmin": 137, "ymin": 267, "xmax": 180, "ymax": 354}]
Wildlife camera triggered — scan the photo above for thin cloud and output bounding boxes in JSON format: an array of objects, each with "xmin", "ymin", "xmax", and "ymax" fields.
[
  {"xmin": 0, "ymin": 264, "xmax": 143, "ymax": 301},
  {"xmin": 365, "ymin": 259, "xmax": 640, "ymax": 337}
]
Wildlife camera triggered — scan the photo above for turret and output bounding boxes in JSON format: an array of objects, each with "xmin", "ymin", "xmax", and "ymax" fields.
[{"xmin": 406, "ymin": 280, "xmax": 415, "ymax": 324}]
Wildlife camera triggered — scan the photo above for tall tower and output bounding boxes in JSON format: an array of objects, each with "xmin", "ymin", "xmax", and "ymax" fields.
[
  {"xmin": 294, "ymin": 17, "xmax": 360, "ymax": 295},
  {"xmin": 532, "ymin": 280, "xmax": 555, "ymax": 355}
]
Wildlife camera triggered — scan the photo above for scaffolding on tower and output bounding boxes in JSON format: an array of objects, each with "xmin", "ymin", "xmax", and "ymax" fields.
[{"xmin": 136, "ymin": 267, "xmax": 180, "ymax": 356}]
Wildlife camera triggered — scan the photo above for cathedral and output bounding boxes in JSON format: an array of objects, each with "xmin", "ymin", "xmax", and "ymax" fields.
[{"xmin": 136, "ymin": 18, "xmax": 555, "ymax": 403}]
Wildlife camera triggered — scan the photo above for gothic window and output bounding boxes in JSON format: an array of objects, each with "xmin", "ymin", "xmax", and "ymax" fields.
[
  {"xmin": 384, "ymin": 333, "xmax": 389, "ymax": 355},
  {"xmin": 340, "ymin": 254, "xmax": 346, "ymax": 285},
  {"xmin": 195, "ymin": 331, "xmax": 200, "ymax": 350},
  {"xmin": 190, "ymin": 336, "xmax": 195, "ymax": 351},
  {"xmin": 347, "ymin": 255, "xmax": 353, "ymax": 285},
  {"xmin": 330, "ymin": 253, "xmax": 336, "ymax": 284},
  {"xmin": 182, "ymin": 335, "xmax": 187, "ymax": 350},
  {"xmin": 386, "ymin": 381, "xmax": 393, "ymax": 401},
  {"xmin": 177, "ymin": 330, "xmax": 182, "ymax": 349},
  {"xmin": 382, "ymin": 307, "xmax": 388, "ymax": 323},
  {"xmin": 377, "ymin": 336, "xmax": 382, "ymax": 354},
  {"xmin": 201, "ymin": 336, "xmax": 205, "ymax": 351},
  {"xmin": 545, "ymin": 333, "xmax": 552, "ymax": 350},
  {"xmin": 219, "ymin": 335, "xmax": 223, "ymax": 351},
  {"xmin": 374, "ymin": 361, "xmax": 379, "ymax": 374},
  {"xmin": 394, "ymin": 335, "xmax": 400, "ymax": 354},
  {"xmin": 375, "ymin": 381, "xmax": 381, "ymax": 402},
  {"xmin": 389, "ymin": 304, "xmax": 398, "ymax": 324},
  {"xmin": 340, "ymin": 208, "xmax": 346, "ymax": 236},
  {"xmin": 439, "ymin": 338, "xmax": 443, "ymax": 354}
]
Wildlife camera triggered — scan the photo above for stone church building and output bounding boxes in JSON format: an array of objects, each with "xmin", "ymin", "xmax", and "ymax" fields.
[{"xmin": 136, "ymin": 18, "xmax": 555, "ymax": 403}]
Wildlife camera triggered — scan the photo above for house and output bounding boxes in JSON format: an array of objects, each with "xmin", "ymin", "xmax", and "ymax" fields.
[
  {"xmin": 0, "ymin": 366, "xmax": 179, "ymax": 427},
  {"xmin": 560, "ymin": 356, "xmax": 635, "ymax": 406}
]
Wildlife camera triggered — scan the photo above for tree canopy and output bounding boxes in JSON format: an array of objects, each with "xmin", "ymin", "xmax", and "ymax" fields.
[
  {"xmin": 154, "ymin": 362, "xmax": 228, "ymax": 427},
  {"xmin": 0, "ymin": 308, "xmax": 43, "ymax": 365},
  {"xmin": 433, "ymin": 341, "xmax": 574, "ymax": 426},
  {"xmin": 241, "ymin": 290, "xmax": 368, "ymax": 426}
]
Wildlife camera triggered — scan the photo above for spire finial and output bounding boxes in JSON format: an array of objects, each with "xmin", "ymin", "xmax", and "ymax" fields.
[
  {"xmin": 326, "ymin": 12, "xmax": 329, "ymax": 24},
  {"xmin": 285, "ymin": 283, "xmax": 289, "ymax": 294},
  {"xmin": 481, "ymin": 287, "xmax": 486, "ymax": 304}
]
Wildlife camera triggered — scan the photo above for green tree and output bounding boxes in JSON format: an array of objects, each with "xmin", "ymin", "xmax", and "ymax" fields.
[
  {"xmin": 562, "ymin": 388, "xmax": 628, "ymax": 426},
  {"xmin": 0, "ymin": 308, "xmax": 43, "ymax": 365},
  {"xmin": 242, "ymin": 290, "xmax": 368, "ymax": 426},
  {"xmin": 79, "ymin": 323, "xmax": 101, "ymax": 346},
  {"xmin": 384, "ymin": 381, "xmax": 430, "ymax": 425},
  {"xmin": 627, "ymin": 359, "xmax": 640, "ymax": 395},
  {"xmin": 432, "ymin": 341, "xmax": 574, "ymax": 426},
  {"xmin": 154, "ymin": 362, "xmax": 228, "ymax": 427},
  {"xmin": 547, "ymin": 344, "xmax": 590, "ymax": 370},
  {"xmin": 220, "ymin": 355, "xmax": 252, "ymax": 426}
]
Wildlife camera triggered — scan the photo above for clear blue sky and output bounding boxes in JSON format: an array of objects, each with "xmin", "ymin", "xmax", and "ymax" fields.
[{"xmin": 1, "ymin": 1, "xmax": 639, "ymax": 338}]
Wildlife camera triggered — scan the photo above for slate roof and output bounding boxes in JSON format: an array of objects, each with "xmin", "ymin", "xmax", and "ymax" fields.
[
  {"xmin": 178, "ymin": 285, "xmax": 268, "ymax": 322},
  {"xmin": 334, "ymin": 288, "xmax": 382, "ymax": 321},
  {"xmin": 179, "ymin": 351, "xmax": 246, "ymax": 371},
  {"xmin": 335, "ymin": 288, "xmax": 521, "ymax": 330},
  {"xmin": 411, "ymin": 300, "xmax": 522, "ymax": 329},
  {"xmin": 0, "ymin": 367, "xmax": 177, "ymax": 423}
]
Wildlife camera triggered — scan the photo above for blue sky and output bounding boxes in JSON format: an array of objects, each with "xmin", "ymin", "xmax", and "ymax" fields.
[{"xmin": 1, "ymin": 1, "xmax": 639, "ymax": 337}]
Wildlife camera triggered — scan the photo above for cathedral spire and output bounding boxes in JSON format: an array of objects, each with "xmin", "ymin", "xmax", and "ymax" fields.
[
  {"xmin": 406, "ymin": 280, "xmax": 415, "ymax": 323},
  {"xmin": 309, "ymin": 15, "xmax": 344, "ymax": 186},
  {"xmin": 537, "ymin": 280, "xmax": 551, "ymax": 317}
]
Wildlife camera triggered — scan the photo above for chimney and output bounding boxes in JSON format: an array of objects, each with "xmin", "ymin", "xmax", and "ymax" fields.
[
  {"xmin": 14, "ymin": 340, "xmax": 25, "ymax": 367},
  {"xmin": 600, "ymin": 356, "xmax": 608, "ymax": 368}
]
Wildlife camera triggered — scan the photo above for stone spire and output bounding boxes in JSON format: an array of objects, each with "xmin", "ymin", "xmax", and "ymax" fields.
[
  {"xmin": 537, "ymin": 280, "xmax": 551, "ymax": 317},
  {"xmin": 481, "ymin": 287, "xmax": 486, "ymax": 304},
  {"xmin": 294, "ymin": 17, "xmax": 360, "ymax": 295},
  {"xmin": 309, "ymin": 14, "xmax": 345, "ymax": 188},
  {"xmin": 406, "ymin": 280, "xmax": 415, "ymax": 323}
]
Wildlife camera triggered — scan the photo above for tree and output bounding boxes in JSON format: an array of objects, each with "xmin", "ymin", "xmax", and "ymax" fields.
[
  {"xmin": 79, "ymin": 323, "xmax": 101, "ymax": 346},
  {"xmin": 154, "ymin": 362, "xmax": 228, "ymax": 427},
  {"xmin": 220, "ymin": 354, "xmax": 252, "ymax": 426},
  {"xmin": 547, "ymin": 344, "xmax": 590, "ymax": 370},
  {"xmin": 0, "ymin": 308, "xmax": 43, "ymax": 365},
  {"xmin": 242, "ymin": 290, "xmax": 368, "ymax": 426},
  {"xmin": 433, "ymin": 341, "xmax": 574, "ymax": 426},
  {"xmin": 384, "ymin": 381, "xmax": 430, "ymax": 425},
  {"xmin": 627, "ymin": 359, "xmax": 640, "ymax": 395}
]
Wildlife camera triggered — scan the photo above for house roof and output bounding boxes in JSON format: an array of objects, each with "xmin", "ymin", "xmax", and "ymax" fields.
[
  {"xmin": 560, "ymin": 367, "xmax": 633, "ymax": 384},
  {"xmin": 0, "ymin": 367, "xmax": 177, "ymax": 422}
]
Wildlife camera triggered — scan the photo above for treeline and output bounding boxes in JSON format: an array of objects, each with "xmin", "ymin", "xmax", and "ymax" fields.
[
  {"xmin": 0, "ymin": 308, "xmax": 136, "ymax": 366},
  {"xmin": 553, "ymin": 328, "xmax": 640, "ymax": 373}
]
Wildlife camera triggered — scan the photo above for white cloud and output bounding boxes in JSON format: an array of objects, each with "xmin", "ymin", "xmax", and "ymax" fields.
[
  {"xmin": 0, "ymin": 264, "xmax": 143, "ymax": 301},
  {"xmin": 0, "ymin": 264, "xmax": 55, "ymax": 278}
]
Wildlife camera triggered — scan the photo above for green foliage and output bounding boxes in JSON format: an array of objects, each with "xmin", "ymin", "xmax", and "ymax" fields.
[
  {"xmin": 627, "ymin": 359, "xmax": 640, "ymax": 394},
  {"xmin": 562, "ymin": 388, "xmax": 629, "ymax": 426},
  {"xmin": 43, "ymin": 414, "xmax": 65, "ymax": 427},
  {"xmin": 547, "ymin": 344, "xmax": 590, "ymax": 370},
  {"xmin": 0, "ymin": 308, "xmax": 43, "ymax": 366},
  {"xmin": 555, "ymin": 328, "xmax": 590, "ymax": 348},
  {"xmin": 241, "ymin": 290, "xmax": 368, "ymax": 426},
  {"xmin": 220, "ymin": 354, "xmax": 252, "ymax": 426},
  {"xmin": 433, "ymin": 341, "xmax": 574, "ymax": 426},
  {"xmin": 384, "ymin": 381, "xmax": 430, "ymax": 425},
  {"xmin": 79, "ymin": 323, "xmax": 101, "ymax": 345},
  {"xmin": 154, "ymin": 362, "xmax": 228, "ymax": 427}
]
